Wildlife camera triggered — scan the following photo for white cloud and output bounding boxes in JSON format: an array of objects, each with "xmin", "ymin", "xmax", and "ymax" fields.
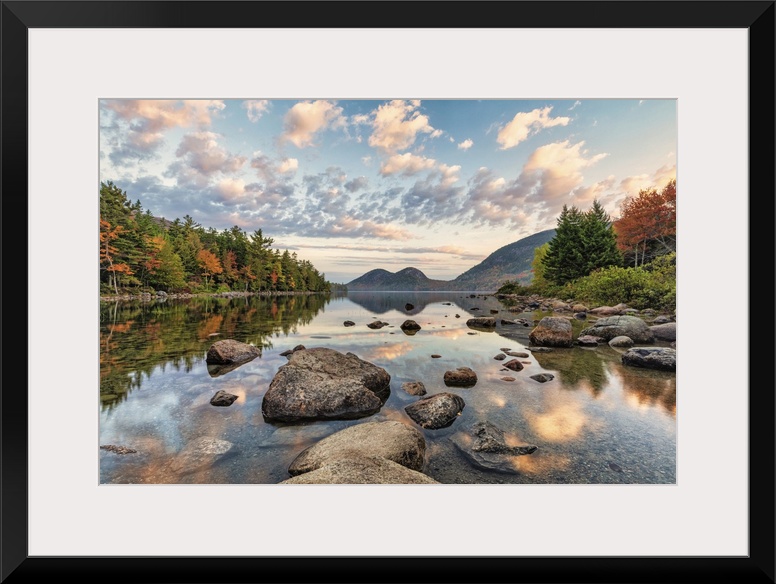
[
  {"xmin": 100, "ymin": 99, "xmax": 226, "ymax": 164},
  {"xmin": 522, "ymin": 140, "xmax": 608, "ymax": 209},
  {"xmin": 277, "ymin": 158, "xmax": 299, "ymax": 174},
  {"xmin": 569, "ymin": 100, "xmax": 582, "ymax": 111},
  {"xmin": 102, "ymin": 99, "xmax": 225, "ymax": 133},
  {"xmin": 280, "ymin": 100, "xmax": 346, "ymax": 148},
  {"xmin": 174, "ymin": 131, "xmax": 247, "ymax": 175},
  {"xmin": 496, "ymin": 106, "xmax": 571, "ymax": 149},
  {"xmin": 438, "ymin": 163, "xmax": 461, "ymax": 187},
  {"xmin": 243, "ymin": 100, "xmax": 270, "ymax": 122},
  {"xmin": 457, "ymin": 139, "xmax": 474, "ymax": 151},
  {"xmin": 216, "ymin": 178, "xmax": 246, "ymax": 200},
  {"xmin": 368, "ymin": 100, "xmax": 436, "ymax": 154},
  {"xmin": 618, "ymin": 163, "xmax": 676, "ymax": 197},
  {"xmin": 380, "ymin": 153, "xmax": 437, "ymax": 176}
]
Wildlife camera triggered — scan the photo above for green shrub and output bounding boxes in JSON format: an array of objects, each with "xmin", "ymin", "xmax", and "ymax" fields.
[
  {"xmin": 569, "ymin": 254, "xmax": 675, "ymax": 311},
  {"xmin": 496, "ymin": 280, "xmax": 528, "ymax": 295}
]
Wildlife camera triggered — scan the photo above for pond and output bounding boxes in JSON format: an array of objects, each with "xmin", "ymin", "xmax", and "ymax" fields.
[{"xmin": 99, "ymin": 291, "xmax": 676, "ymax": 484}]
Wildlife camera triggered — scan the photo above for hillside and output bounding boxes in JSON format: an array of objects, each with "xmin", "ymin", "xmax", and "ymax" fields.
[
  {"xmin": 345, "ymin": 229, "xmax": 556, "ymax": 292},
  {"xmin": 447, "ymin": 228, "xmax": 556, "ymax": 290},
  {"xmin": 346, "ymin": 267, "xmax": 448, "ymax": 291}
]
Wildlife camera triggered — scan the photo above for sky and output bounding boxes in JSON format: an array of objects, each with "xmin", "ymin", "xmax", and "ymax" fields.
[{"xmin": 99, "ymin": 98, "xmax": 676, "ymax": 283}]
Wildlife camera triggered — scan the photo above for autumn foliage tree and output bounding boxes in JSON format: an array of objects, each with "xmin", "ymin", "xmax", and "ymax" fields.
[
  {"xmin": 99, "ymin": 181, "xmax": 330, "ymax": 295},
  {"xmin": 100, "ymin": 218, "xmax": 134, "ymax": 295},
  {"xmin": 613, "ymin": 179, "xmax": 676, "ymax": 267},
  {"xmin": 197, "ymin": 248, "xmax": 223, "ymax": 291}
]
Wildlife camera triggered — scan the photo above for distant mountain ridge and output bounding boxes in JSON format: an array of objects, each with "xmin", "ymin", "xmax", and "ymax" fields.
[
  {"xmin": 345, "ymin": 228, "xmax": 556, "ymax": 292},
  {"xmin": 346, "ymin": 267, "xmax": 448, "ymax": 291}
]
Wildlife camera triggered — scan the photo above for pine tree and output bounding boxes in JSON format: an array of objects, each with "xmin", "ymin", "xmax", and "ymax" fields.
[
  {"xmin": 543, "ymin": 205, "xmax": 586, "ymax": 285},
  {"xmin": 542, "ymin": 201, "xmax": 622, "ymax": 285},
  {"xmin": 581, "ymin": 200, "xmax": 622, "ymax": 274}
]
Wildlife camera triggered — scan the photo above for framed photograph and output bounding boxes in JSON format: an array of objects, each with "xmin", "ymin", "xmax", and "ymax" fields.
[{"xmin": 6, "ymin": 1, "xmax": 774, "ymax": 582}]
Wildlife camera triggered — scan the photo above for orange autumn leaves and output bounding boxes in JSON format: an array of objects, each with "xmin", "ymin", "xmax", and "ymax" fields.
[{"xmin": 613, "ymin": 179, "xmax": 676, "ymax": 267}]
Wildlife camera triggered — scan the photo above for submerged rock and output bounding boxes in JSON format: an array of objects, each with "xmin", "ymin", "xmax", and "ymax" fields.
[
  {"xmin": 210, "ymin": 390, "xmax": 238, "ymax": 406},
  {"xmin": 287, "ymin": 420, "xmax": 426, "ymax": 476},
  {"xmin": 343, "ymin": 320, "xmax": 356, "ymax": 327},
  {"xmin": 503, "ymin": 359, "xmax": 524, "ymax": 372},
  {"xmin": 100, "ymin": 444, "xmax": 137, "ymax": 455},
  {"xmin": 451, "ymin": 421, "xmax": 537, "ymax": 474},
  {"xmin": 401, "ymin": 381, "xmax": 427, "ymax": 396},
  {"xmin": 494, "ymin": 353, "xmax": 507, "ymax": 361},
  {"xmin": 405, "ymin": 393, "xmax": 466, "ymax": 429},
  {"xmin": 367, "ymin": 321, "xmax": 389, "ymax": 330},
  {"xmin": 261, "ymin": 347, "xmax": 391, "ymax": 423},
  {"xmin": 466, "ymin": 317, "xmax": 497, "ymax": 329},
  {"xmin": 529, "ymin": 373, "xmax": 555, "ymax": 383},
  {"xmin": 169, "ymin": 437, "xmax": 234, "ymax": 475},
  {"xmin": 279, "ymin": 344, "xmax": 306, "ymax": 358}
]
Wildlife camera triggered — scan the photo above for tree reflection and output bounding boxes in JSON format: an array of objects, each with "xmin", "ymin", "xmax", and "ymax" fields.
[
  {"xmin": 99, "ymin": 294, "xmax": 328, "ymax": 410},
  {"xmin": 531, "ymin": 347, "xmax": 609, "ymax": 395}
]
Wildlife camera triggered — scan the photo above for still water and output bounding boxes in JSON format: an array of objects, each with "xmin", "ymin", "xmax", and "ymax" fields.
[{"xmin": 99, "ymin": 291, "xmax": 676, "ymax": 484}]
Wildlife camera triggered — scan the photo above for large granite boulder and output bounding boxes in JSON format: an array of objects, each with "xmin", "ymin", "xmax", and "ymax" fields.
[
  {"xmin": 280, "ymin": 456, "xmax": 439, "ymax": 484},
  {"xmin": 609, "ymin": 335, "xmax": 634, "ymax": 348},
  {"xmin": 261, "ymin": 348, "xmax": 390, "ymax": 422},
  {"xmin": 621, "ymin": 347, "xmax": 676, "ymax": 371},
  {"xmin": 205, "ymin": 339, "xmax": 261, "ymax": 365},
  {"xmin": 649, "ymin": 322, "xmax": 677, "ymax": 342},
  {"xmin": 528, "ymin": 317, "xmax": 573, "ymax": 347},
  {"xmin": 579, "ymin": 315, "xmax": 654, "ymax": 343},
  {"xmin": 451, "ymin": 421, "xmax": 537, "ymax": 473},
  {"xmin": 287, "ymin": 420, "xmax": 425, "ymax": 476},
  {"xmin": 404, "ymin": 393, "xmax": 466, "ymax": 429}
]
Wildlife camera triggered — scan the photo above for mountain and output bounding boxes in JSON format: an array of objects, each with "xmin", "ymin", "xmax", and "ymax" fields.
[
  {"xmin": 346, "ymin": 267, "xmax": 448, "ymax": 291},
  {"xmin": 447, "ymin": 228, "xmax": 556, "ymax": 290},
  {"xmin": 345, "ymin": 229, "xmax": 557, "ymax": 292}
]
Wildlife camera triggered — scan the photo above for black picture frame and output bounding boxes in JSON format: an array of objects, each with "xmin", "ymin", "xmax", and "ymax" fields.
[{"xmin": 2, "ymin": 2, "xmax": 773, "ymax": 583}]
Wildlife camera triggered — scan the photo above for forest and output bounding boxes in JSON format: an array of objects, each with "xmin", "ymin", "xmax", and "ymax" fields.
[
  {"xmin": 498, "ymin": 179, "xmax": 677, "ymax": 311},
  {"xmin": 99, "ymin": 181, "xmax": 331, "ymax": 296}
]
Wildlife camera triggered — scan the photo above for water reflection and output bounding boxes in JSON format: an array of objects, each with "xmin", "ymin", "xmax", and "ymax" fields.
[
  {"xmin": 99, "ymin": 294, "xmax": 327, "ymax": 409},
  {"xmin": 100, "ymin": 291, "xmax": 676, "ymax": 485}
]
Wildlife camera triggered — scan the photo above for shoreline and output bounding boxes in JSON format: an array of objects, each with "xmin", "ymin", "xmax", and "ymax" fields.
[{"xmin": 100, "ymin": 290, "xmax": 329, "ymax": 302}]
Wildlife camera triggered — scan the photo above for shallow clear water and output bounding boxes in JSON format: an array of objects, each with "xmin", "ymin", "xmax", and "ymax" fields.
[{"xmin": 99, "ymin": 291, "xmax": 676, "ymax": 484}]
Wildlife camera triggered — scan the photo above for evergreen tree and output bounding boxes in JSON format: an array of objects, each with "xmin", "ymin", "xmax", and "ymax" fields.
[
  {"xmin": 581, "ymin": 200, "xmax": 622, "ymax": 274},
  {"xmin": 543, "ymin": 205, "xmax": 586, "ymax": 285},
  {"xmin": 542, "ymin": 201, "xmax": 622, "ymax": 285}
]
